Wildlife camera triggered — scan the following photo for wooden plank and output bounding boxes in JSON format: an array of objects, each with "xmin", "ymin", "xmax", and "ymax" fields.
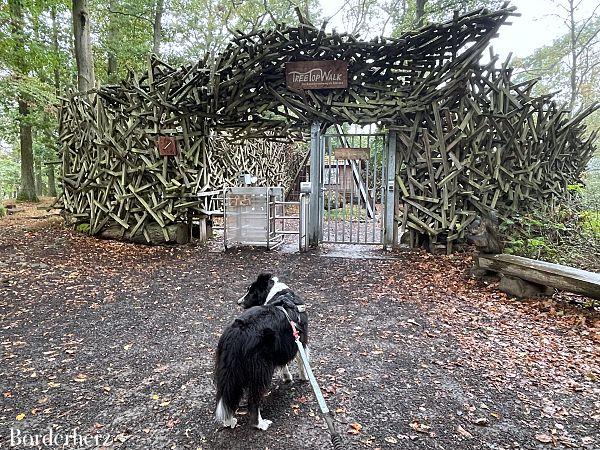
[{"xmin": 478, "ymin": 254, "xmax": 600, "ymax": 300}]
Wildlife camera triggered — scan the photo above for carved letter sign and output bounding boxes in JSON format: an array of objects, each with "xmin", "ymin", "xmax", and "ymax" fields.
[
  {"xmin": 285, "ymin": 60, "xmax": 348, "ymax": 90},
  {"xmin": 335, "ymin": 147, "xmax": 370, "ymax": 160},
  {"xmin": 158, "ymin": 136, "xmax": 178, "ymax": 156}
]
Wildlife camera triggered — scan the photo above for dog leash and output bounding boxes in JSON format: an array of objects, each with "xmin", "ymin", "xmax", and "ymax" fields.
[{"xmin": 276, "ymin": 306, "xmax": 344, "ymax": 450}]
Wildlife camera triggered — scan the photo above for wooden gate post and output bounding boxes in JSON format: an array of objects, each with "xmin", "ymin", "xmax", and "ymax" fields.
[
  {"xmin": 384, "ymin": 131, "xmax": 397, "ymax": 249},
  {"xmin": 308, "ymin": 122, "xmax": 322, "ymax": 247}
]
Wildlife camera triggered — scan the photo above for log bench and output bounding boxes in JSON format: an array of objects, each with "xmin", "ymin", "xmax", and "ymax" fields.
[{"xmin": 476, "ymin": 254, "xmax": 600, "ymax": 300}]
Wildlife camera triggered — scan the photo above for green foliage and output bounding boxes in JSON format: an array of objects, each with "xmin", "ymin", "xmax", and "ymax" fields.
[
  {"xmin": 324, "ymin": 205, "xmax": 367, "ymax": 220},
  {"xmin": 390, "ymin": 0, "xmax": 504, "ymax": 35},
  {"xmin": 0, "ymin": 151, "xmax": 20, "ymax": 199},
  {"xmin": 0, "ymin": 204, "xmax": 6, "ymax": 218},
  {"xmin": 76, "ymin": 222, "xmax": 90, "ymax": 234},
  {"xmin": 511, "ymin": 3, "xmax": 600, "ymax": 132},
  {"xmin": 501, "ymin": 205, "xmax": 600, "ymax": 271},
  {"xmin": 167, "ymin": 0, "xmax": 321, "ymax": 62}
]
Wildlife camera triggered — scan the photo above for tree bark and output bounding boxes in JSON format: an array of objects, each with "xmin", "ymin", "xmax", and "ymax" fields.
[
  {"xmin": 47, "ymin": 164, "xmax": 57, "ymax": 197},
  {"xmin": 153, "ymin": 0, "xmax": 165, "ymax": 56},
  {"xmin": 35, "ymin": 159, "xmax": 44, "ymax": 196},
  {"xmin": 107, "ymin": 0, "xmax": 118, "ymax": 82},
  {"xmin": 17, "ymin": 99, "xmax": 38, "ymax": 202},
  {"xmin": 51, "ymin": 5, "xmax": 61, "ymax": 93},
  {"xmin": 72, "ymin": 0, "xmax": 95, "ymax": 92},
  {"xmin": 568, "ymin": 0, "xmax": 578, "ymax": 113},
  {"xmin": 9, "ymin": 0, "xmax": 38, "ymax": 202},
  {"xmin": 415, "ymin": 0, "xmax": 427, "ymax": 28}
]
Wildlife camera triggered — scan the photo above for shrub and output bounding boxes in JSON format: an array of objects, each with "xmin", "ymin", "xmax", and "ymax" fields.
[{"xmin": 500, "ymin": 206, "xmax": 600, "ymax": 271}]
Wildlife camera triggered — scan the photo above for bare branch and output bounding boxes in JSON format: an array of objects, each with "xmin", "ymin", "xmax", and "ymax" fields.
[{"xmin": 108, "ymin": 8, "xmax": 154, "ymax": 26}]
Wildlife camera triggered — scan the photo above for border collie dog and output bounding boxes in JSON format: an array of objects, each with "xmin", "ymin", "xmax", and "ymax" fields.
[{"xmin": 214, "ymin": 273, "xmax": 309, "ymax": 430}]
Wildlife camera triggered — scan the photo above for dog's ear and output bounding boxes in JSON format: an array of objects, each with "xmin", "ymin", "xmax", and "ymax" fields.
[{"xmin": 256, "ymin": 273, "xmax": 272, "ymax": 285}]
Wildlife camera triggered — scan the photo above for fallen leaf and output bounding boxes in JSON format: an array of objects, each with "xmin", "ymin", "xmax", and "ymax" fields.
[
  {"xmin": 535, "ymin": 434, "xmax": 553, "ymax": 443},
  {"xmin": 410, "ymin": 420, "xmax": 431, "ymax": 433},
  {"xmin": 16, "ymin": 413, "xmax": 25, "ymax": 421},
  {"xmin": 457, "ymin": 425, "xmax": 473, "ymax": 439},
  {"xmin": 348, "ymin": 422, "xmax": 362, "ymax": 434}
]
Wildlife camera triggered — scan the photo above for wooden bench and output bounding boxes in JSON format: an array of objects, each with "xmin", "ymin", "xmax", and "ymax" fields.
[{"xmin": 477, "ymin": 253, "xmax": 600, "ymax": 300}]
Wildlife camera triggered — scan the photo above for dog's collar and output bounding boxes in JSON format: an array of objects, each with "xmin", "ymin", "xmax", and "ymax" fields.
[
  {"xmin": 265, "ymin": 290, "xmax": 307, "ymax": 313},
  {"xmin": 273, "ymin": 301, "xmax": 305, "ymax": 325}
]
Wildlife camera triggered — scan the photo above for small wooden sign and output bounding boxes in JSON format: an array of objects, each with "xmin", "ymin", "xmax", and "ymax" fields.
[
  {"xmin": 158, "ymin": 136, "xmax": 178, "ymax": 156},
  {"xmin": 228, "ymin": 194, "xmax": 252, "ymax": 207},
  {"xmin": 334, "ymin": 147, "xmax": 370, "ymax": 160},
  {"xmin": 286, "ymin": 60, "xmax": 348, "ymax": 90}
]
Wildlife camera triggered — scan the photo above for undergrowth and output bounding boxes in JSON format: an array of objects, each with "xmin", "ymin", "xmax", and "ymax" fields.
[{"xmin": 501, "ymin": 194, "xmax": 600, "ymax": 273}]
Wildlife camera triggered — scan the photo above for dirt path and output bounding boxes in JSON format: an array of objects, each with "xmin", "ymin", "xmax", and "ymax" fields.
[{"xmin": 0, "ymin": 215, "xmax": 598, "ymax": 449}]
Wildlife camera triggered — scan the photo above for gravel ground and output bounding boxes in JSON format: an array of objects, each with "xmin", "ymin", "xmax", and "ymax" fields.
[{"xmin": 0, "ymin": 211, "xmax": 598, "ymax": 449}]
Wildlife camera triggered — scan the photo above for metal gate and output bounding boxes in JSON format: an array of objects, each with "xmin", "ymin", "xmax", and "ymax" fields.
[{"xmin": 308, "ymin": 124, "xmax": 396, "ymax": 247}]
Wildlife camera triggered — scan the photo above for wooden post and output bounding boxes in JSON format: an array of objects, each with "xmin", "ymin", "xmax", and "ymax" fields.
[
  {"xmin": 392, "ymin": 132, "xmax": 401, "ymax": 249},
  {"xmin": 384, "ymin": 131, "xmax": 397, "ymax": 249},
  {"xmin": 308, "ymin": 122, "xmax": 322, "ymax": 247}
]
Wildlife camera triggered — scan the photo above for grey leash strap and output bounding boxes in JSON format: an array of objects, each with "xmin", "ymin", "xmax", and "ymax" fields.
[
  {"xmin": 295, "ymin": 337, "xmax": 329, "ymax": 414},
  {"xmin": 276, "ymin": 306, "xmax": 343, "ymax": 449}
]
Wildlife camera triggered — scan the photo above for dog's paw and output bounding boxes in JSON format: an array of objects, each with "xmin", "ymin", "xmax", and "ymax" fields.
[
  {"xmin": 223, "ymin": 417, "xmax": 237, "ymax": 429},
  {"xmin": 255, "ymin": 418, "xmax": 272, "ymax": 431},
  {"xmin": 280, "ymin": 366, "xmax": 293, "ymax": 383}
]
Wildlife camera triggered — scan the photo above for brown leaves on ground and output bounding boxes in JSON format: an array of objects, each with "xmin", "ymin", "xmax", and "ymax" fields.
[{"xmin": 381, "ymin": 250, "xmax": 599, "ymax": 395}]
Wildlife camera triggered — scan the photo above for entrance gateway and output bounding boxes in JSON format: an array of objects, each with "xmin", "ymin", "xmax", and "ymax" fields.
[{"xmin": 308, "ymin": 123, "xmax": 397, "ymax": 249}]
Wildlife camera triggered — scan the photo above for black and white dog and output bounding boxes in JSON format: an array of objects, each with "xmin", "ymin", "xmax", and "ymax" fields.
[{"xmin": 214, "ymin": 273, "xmax": 309, "ymax": 430}]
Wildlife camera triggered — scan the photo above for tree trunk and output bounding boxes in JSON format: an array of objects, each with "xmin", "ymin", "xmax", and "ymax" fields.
[
  {"xmin": 51, "ymin": 5, "xmax": 61, "ymax": 93},
  {"xmin": 107, "ymin": 51, "xmax": 117, "ymax": 81},
  {"xmin": 17, "ymin": 99, "xmax": 38, "ymax": 202},
  {"xmin": 153, "ymin": 0, "xmax": 165, "ymax": 56},
  {"xmin": 47, "ymin": 164, "xmax": 57, "ymax": 197},
  {"xmin": 107, "ymin": 0, "xmax": 118, "ymax": 81},
  {"xmin": 415, "ymin": 0, "xmax": 426, "ymax": 28},
  {"xmin": 72, "ymin": 0, "xmax": 95, "ymax": 92},
  {"xmin": 35, "ymin": 159, "xmax": 44, "ymax": 196},
  {"xmin": 9, "ymin": 0, "xmax": 38, "ymax": 202},
  {"xmin": 568, "ymin": 0, "xmax": 578, "ymax": 114}
]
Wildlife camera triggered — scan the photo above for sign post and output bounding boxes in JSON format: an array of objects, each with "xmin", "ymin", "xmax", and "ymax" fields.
[
  {"xmin": 308, "ymin": 122, "xmax": 322, "ymax": 247},
  {"xmin": 384, "ymin": 131, "xmax": 397, "ymax": 249}
]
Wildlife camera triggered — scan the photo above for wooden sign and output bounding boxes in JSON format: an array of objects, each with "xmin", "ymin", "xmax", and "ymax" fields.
[
  {"xmin": 286, "ymin": 60, "xmax": 348, "ymax": 90},
  {"xmin": 228, "ymin": 194, "xmax": 251, "ymax": 207},
  {"xmin": 334, "ymin": 147, "xmax": 370, "ymax": 160},
  {"xmin": 157, "ymin": 136, "xmax": 178, "ymax": 156}
]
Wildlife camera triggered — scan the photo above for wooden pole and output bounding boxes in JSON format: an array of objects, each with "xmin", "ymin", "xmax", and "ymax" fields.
[{"xmin": 309, "ymin": 122, "xmax": 322, "ymax": 247}]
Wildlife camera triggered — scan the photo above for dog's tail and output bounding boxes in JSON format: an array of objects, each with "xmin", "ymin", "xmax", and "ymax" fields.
[{"xmin": 214, "ymin": 329, "xmax": 245, "ymax": 424}]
